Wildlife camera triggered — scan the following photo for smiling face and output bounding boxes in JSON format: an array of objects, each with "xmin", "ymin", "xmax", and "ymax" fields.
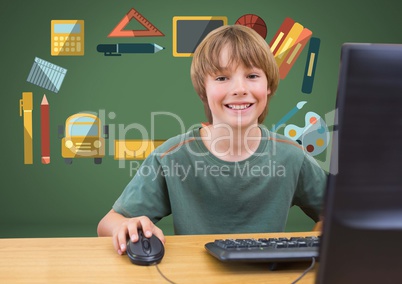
[
  {"xmin": 204, "ymin": 46, "xmax": 270, "ymax": 129},
  {"xmin": 191, "ymin": 25, "xmax": 279, "ymax": 125}
]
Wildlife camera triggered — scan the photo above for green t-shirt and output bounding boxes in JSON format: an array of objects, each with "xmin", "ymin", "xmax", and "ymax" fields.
[{"xmin": 113, "ymin": 126, "xmax": 327, "ymax": 234}]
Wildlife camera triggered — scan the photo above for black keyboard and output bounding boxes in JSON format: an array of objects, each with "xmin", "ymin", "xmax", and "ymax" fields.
[{"xmin": 205, "ymin": 236, "xmax": 320, "ymax": 263}]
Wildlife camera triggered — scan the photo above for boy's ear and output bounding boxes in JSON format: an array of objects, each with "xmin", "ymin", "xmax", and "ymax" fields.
[{"xmin": 267, "ymin": 88, "xmax": 272, "ymax": 96}]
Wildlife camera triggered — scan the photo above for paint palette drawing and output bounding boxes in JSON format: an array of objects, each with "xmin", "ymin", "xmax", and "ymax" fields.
[{"xmin": 284, "ymin": 111, "xmax": 329, "ymax": 156}]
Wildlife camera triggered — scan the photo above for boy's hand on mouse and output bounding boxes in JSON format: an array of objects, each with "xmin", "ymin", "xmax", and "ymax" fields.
[{"xmin": 113, "ymin": 216, "xmax": 165, "ymax": 255}]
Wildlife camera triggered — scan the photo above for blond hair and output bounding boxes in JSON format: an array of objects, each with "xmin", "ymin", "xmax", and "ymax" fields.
[{"xmin": 190, "ymin": 25, "xmax": 279, "ymax": 124}]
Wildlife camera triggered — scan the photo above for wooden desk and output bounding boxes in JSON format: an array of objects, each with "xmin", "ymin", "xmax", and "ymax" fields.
[{"xmin": 0, "ymin": 232, "xmax": 318, "ymax": 283}]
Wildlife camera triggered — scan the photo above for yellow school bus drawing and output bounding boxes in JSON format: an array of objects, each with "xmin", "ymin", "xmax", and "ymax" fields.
[{"xmin": 60, "ymin": 113, "xmax": 108, "ymax": 164}]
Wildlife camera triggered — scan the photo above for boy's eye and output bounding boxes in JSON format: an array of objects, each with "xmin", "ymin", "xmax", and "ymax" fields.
[
  {"xmin": 215, "ymin": 76, "xmax": 227, "ymax": 81},
  {"xmin": 248, "ymin": 74, "xmax": 260, "ymax": 79}
]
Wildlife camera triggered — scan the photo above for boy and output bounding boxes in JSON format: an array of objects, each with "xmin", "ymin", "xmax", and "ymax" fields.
[{"xmin": 97, "ymin": 25, "xmax": 326, "ymax": 255}]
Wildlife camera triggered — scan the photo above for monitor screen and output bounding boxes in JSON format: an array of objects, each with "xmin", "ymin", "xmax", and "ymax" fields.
[{"xmin": 316, "ymin": 43, "xmax": 402, "ymax": 283}]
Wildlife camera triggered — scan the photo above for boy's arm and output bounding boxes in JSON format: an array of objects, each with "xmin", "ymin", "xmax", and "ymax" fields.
[
  {"xmin": 293, "ymin": 154, "xmax": 328, "ymax": 222},
  {"xmin": 97, "ymin": 209, "xmax": 165, "ymax": 255}
]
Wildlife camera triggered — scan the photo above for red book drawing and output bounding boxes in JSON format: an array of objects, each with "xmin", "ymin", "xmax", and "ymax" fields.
[
  {"xmin": 279, "ymin": 28, "xmax": 313, "ymax": 79},
  {"xmin": 41, "ymin": 95, "xmax": 50, "ymax": 164},
  {"xmin": 269, "ymin": 17, "xmax": 295, "ymax": 55}
]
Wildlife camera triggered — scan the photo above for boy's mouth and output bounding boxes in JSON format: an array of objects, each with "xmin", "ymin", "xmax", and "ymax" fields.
[{"xmin": 225, "ymin": 103, "xmax": 252, "ymax": 110}]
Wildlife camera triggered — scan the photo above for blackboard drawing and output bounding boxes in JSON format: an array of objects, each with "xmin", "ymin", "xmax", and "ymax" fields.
[
  {"xmin": 26, "ymin": 57, "xmax": 67, "ymax": 94},
  {"xmin": 19, "ymin": 92, "xmax": 34, "ymax": 164},
  {"xmin": 97, "ymin": 43, "xmax": 164, "ymax": 56},
  {"xmin": 172, "ymin": 16, "xmax": 227, "ymax": 57},
  {"xmin": 108, "ymin": 7, "xmax": 164, "ymax": 37},
  {"xmin": 235, "ymin": 14, "xmax": 267, "ymax": 39},
  {"xmin": 302, "ymin": 37, "xmax": 321, "ymax": 94},
  {"xmin": 272, "ymin": 101, "xmax": 307, "ymax": 132},
  {"xmin": 284, "ymin": 111, "xmax": 329, "ymax": 156},
  {"xmin": 269, "ymin": 17, "xmax": 295, "ymax": 56},
  {"xmin": 274, "ymin": 22, "xmax": 304, "ymax": 68},
  {"xmin": 58, "ymin": 113, "xmax": 109, "ymax": 165},
  {"xmin": 269, "ymin": 17, "xmax": 313, "ymax": 80},
  {"xmin": 41, "ymin": 95, "xmax": 50, "ymax": 165},
  {"xmin": 51, "ymin": 20, "xmax": 84, "ymax": 56},
  {"xmin": 114, "ymin": 140, "xmax": 165, "ymax": 160},
  {"xmin": 279, "ymin": 28, "xmax": 312, "ymax": 79}
]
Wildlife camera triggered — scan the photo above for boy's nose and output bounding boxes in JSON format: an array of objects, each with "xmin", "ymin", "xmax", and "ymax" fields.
[{"xmin": 231, "ymin": 79, "xmax": 247, "ymax": 96}]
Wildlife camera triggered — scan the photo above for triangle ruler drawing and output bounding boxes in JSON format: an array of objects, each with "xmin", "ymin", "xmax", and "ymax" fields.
[{"xmin": 108, "ymin": 8, "xmax": 164, "ymax": 37}]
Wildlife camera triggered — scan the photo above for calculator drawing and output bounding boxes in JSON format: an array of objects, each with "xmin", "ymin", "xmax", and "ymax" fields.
[{"xmin": 51, "ymin": 20, "xmax": 84, "ymax": 56}]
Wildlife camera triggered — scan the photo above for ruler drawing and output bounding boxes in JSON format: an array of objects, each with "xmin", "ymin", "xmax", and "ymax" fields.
[{"xmin": 108, "ymin": 8, "xmax": 164, "ymax": 37}]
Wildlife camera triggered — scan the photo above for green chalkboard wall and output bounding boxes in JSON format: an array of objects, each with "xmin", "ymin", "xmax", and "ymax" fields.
[{"xmin": 1, "ymin": 0, "xmax": 401, "ymax": 237}]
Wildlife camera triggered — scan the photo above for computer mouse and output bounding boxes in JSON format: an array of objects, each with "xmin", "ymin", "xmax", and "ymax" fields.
[{"xmin": 126, "ymin": 229, "xmax": 165, "ymax": 266}]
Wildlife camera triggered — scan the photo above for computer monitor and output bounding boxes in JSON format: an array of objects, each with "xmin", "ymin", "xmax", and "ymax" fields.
[{"xmin": 316, "ymin": 43, "xmax": 402, "ymax": 283}]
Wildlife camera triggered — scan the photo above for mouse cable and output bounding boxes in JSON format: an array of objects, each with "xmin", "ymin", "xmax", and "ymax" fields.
[
  {"xmin": 155, "ymin": 264, "xmax": 177, "ymax": 284},
  {"xmin": 291, "ymin": 257, "xmax": 316, "ymax": 284}
]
